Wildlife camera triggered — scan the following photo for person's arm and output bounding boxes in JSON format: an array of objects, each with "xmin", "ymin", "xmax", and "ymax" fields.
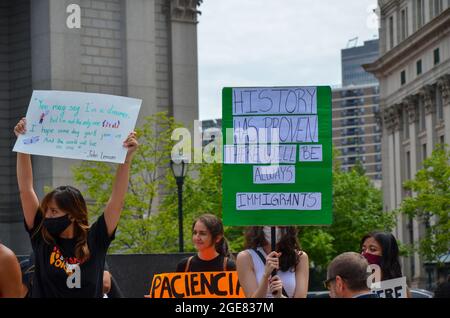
[
  {"xmin": 293, "ymin": 251, "xmax": 309, "ymax": 298},
  {"xmin": 104, "ymin": 132, "xmax": 138, "ymax": 237},
  {"xmin": 0, "ymin": 246, "xmax": 25, "ymax": 298},
  {"xmin": 236, "ymin": 250, "xmax": 280, "ymax": 298},
  {"xmin": 103, "ymin": 271, "xmax": 112, "ymax": 295},
  {"xmin": 14, "ymin": 118, "xmax": 39, "ymax": 230}
]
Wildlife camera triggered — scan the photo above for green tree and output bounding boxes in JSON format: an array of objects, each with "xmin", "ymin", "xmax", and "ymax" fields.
[
  {"xmin": 300, "ymin": 168, "xmax": 395, "ymax": 269},
  {"xmin": 398, "ymin": 144, "xmax": 450, "ymax": 263},
  {"xmin": 351, "ymin": 159, "xmax": 366, "ymax": 176},
  {"xmin": 73, "ymin": 115, "xmax": 395, "ymax": 264},
  {"xmin": 299, "ymin": 148, "xmax": 395, "ymax": 269},
  {"xmin": 151, "ymin": 162, "xmax": 224, "ymax": 253},
  {"xmin": 72, "ymin": 112, "xmax": 180, "ymax": 253}
]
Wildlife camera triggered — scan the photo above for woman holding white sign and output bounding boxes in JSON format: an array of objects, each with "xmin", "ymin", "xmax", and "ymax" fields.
[
  {"xmin": 14, "ymin": 118, "xmax": 138, "ymax": 298},
  {"xmin": 360, "ymin": 231, "xmax": 411, "ymax": 298},
  {"xmin": 360, "ymin": 231, "xmax": 403, "ymax": 280},
  {"xmin": 236, "ymin": 226, "xmax": 309, "ymax": 298}
]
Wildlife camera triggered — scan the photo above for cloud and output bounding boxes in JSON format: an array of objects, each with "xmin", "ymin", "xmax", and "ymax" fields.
[{"xmin": 198, "ymin": 0, "xmax": 378, "ymax": 120}]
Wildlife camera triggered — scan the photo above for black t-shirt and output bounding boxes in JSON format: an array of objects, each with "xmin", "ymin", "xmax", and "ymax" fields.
[
  {"xmin": 176, "ymin": 254, "xmax": 236, "ymax": 272},
  {"xmin": 25, "ymin": 212, "xmax": 115, "ymax": 298}
]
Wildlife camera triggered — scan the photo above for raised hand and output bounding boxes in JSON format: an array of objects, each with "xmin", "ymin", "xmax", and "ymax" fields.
[
  {"xmin": 123, "ymin": 131, "xmax": 138, "ymax": 157},
  {"xmin": 14, "ymin": 118, "xmax": 27, "ymax": 137}
]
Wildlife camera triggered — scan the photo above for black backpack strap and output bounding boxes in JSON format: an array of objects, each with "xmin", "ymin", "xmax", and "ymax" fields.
[{"xmin": 252, "ymin": 249, "xmax": 289, "ymax": 298}]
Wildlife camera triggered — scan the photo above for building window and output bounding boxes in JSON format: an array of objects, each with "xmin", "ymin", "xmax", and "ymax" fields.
[
  {"xmin": 389, "ymin": 16, "xmax": 394, "ymax": 49},
  {"xmin": 406, "ymin": 151, "xmax": 411, "ymax": 180},
  {"xmin": 404, "ymin": 108, "xmax": 410, "ymax": 139},
  {"xmin": 401, "ymin": 70, "xmax": 406, "ymax": 85},
  {"xmin": 401, "ymin": 9, "xmax": 408, "ymax": 40},
  {"xmin": 436, "ymin": 86, "xmax": 443, "ymax": 120},
  {"xmin": 408, "ymin": 217, "xmax": 415, "ymax": 276},
  {"xmin": 434, "ymin": 48, "xmax": 440, "ymax": 65},
  {"xmin": 422, "ymin": 143, "xmax": 427, "ymax": 162},
  {"xmin": 419, "ymin": 98, "xmax": 426, "ymax": 131},
  {"xmin": 440, "ymin": 135, "xmax": 445, "ymax": 145},
  {"xmin": 416, "ymin": 60, "xmax": 422, "ymax": 75},
  {"xmin": 416, "ymin": 0, "xmax": 424, "ymax": 29}
]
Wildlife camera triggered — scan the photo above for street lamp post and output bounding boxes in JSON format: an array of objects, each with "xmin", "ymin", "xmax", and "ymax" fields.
[{"xmin": 170, "ymin": 159, "xmax": 188, "ymax": 252}]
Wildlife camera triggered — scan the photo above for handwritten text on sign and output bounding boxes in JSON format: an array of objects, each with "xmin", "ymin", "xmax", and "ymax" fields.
[
  {"xmin": 147, "ymin": 272, "xmax": 244, "ymax": 298},
  {"xmin": 236, "ymin": 192, "xmax": 321, "ymax": 210},
  {"xmin": 224, "ymin": 145, "xmax": 297, "ymax": 164},
  {"xmin": 233, "ymin": 115, "xmax": 318, "ymax": 143},
  {"xmin": 233, "ymin": 87, "xmax": 317, "ymax": 115},
  {"xmin": 253, "ymin": 165, "xmax": 296, "ymax": 184},
  {"xmin": 13, "ymin": 90, "xmax": 141, "ymax": 163},
  {"xmin": 371, "ymin": 277, "xmax": 408, "ymax": 298}
]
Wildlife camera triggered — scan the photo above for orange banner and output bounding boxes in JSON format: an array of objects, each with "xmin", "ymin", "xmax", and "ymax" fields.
[{"xmin": 147, "ymin": 271, "xmax": 245, "ymax": 298}]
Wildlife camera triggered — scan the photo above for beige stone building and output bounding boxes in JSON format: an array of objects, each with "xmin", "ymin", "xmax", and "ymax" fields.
[{"xmin": 364, "ymin": 1, "xmax": 450, "ymax": 287}]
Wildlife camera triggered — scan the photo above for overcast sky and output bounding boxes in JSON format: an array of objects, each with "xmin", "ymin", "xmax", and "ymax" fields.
[{"xmin": 197, "ymin": 0, "xmax": 378, "ymax": 120}]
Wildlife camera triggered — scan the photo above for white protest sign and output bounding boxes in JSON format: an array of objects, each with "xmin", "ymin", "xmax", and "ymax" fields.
[
  {"xmin": 13, "ymin": 90, "xmax": 142, "ymax": 163},
  {"xmin": 224, "ymin": 144, "xmax": 297, "ymax": 164},
  {"xmin": 371, "ymin": 277, "xmax": 408, "ymax": 298},
  {"xmin": 233, "ymin": 115, "xmax": 318, "ymax": 143},
  {"xmin": 236, "ymin": 192, "xmax": 321, "ymax": 210},
  {"xmin": 299, "ymin": 145, "xmax": 323, "ymax": 162},
  {"xmin": 232, "ymin": 87, "xmax": 317, "ymax": 115},
  {"xmin": 253, "ymin": 165, "xmax": 296, "ymax": 184}
]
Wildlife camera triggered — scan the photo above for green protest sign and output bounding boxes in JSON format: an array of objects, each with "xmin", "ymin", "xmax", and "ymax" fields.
[{"xmin": 222, "ymin": 86, "xmax": 332, "ymax": 226}]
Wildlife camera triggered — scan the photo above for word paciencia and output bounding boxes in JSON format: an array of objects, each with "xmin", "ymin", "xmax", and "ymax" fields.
[{"xmin": 149, "ymin": 272, "xmax": 243, "ymax": 298}]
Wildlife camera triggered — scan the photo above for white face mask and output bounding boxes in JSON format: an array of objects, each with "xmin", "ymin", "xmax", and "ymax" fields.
[{"xmin": 263, "ymin": 226, "xmax": 282, "ymax": 245}]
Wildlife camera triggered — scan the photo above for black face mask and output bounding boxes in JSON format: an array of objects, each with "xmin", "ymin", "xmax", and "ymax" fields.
[{"xmin": 43, "ymin": 214, "xmax": 72, "ymax": 237}]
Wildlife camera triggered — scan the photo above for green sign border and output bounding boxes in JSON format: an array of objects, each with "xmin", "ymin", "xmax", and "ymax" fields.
[{"xmin": 222, "ymin": 86, "xmax": 332, "ymax": 226}]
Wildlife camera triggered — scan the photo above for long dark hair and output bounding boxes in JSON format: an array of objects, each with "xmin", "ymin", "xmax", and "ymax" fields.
[
  {"xmin": 192, "ymin": 214, "xmax": 232, "ymax": 259},
  {"xmin": 244, "ymin": 226, "xmax": 301, "ymax": 272},
  {"xmin": 39, "ymin": 185, "xmax": 90, "ymax": 263},
  {"xmin": 360, "ymin": 231, "xmax": 402, "ymax": 280}
]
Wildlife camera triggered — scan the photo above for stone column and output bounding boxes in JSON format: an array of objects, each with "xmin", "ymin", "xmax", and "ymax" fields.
[
  {"xmin": 122, "ymin": 0, "xmax": 157, "ymax": 123},
  {"xmin": 382, "ymin": 105, "xmax": 396, "ymax": 214},
  {"xmin": 404, "ymin": 94, "xmax": 422, "ymax": 283},
  {"xmin": 392, "ymin": 104, "xmax": 404, "ymax": 242},
  {"xmin": 169, "ymin": 0, "xmax": 200, "ymax": 130},
  {"xmin": 437, "ymin": 75, "xmax": 450, "ymax": 144},
  {"xmin": 419, "ymin": 85, "xmax": 436, "ymax": 157}
]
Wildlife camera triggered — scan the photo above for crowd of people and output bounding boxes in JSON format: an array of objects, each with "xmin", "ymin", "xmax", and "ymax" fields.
[{"xmin": 0, "ymin": 118, "xmax": 448, "ymax": 298}]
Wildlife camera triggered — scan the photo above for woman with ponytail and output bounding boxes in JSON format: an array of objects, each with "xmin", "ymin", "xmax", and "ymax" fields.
[
  {"xmin": 14, "ymin": 118, "xmax": 138, "ymax": 298},
  {"xmin": 176, "ymin": 214, "xmax": 236, "ymax": 272}
]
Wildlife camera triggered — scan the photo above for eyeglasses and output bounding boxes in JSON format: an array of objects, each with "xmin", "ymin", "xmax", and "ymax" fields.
[{"xmin": 323, "ymin": 277, "xmax": 336, "ymax": 290}]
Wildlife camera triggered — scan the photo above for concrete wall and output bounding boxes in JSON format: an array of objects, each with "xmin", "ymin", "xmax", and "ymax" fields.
[
  {"xmin": 155, "ymin": 0, "xmax": 171, "ymax": 114},
  {"xmin": 0, "ymin": 0, "xmax": 32, "ymax": 254},
  {"xmin": 81, "ymin": 0, "xmax": 124, "ymax": 96},
  {"xmin": 1, "ymin": 0, "xmax": 200, "ymax": 255}
]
